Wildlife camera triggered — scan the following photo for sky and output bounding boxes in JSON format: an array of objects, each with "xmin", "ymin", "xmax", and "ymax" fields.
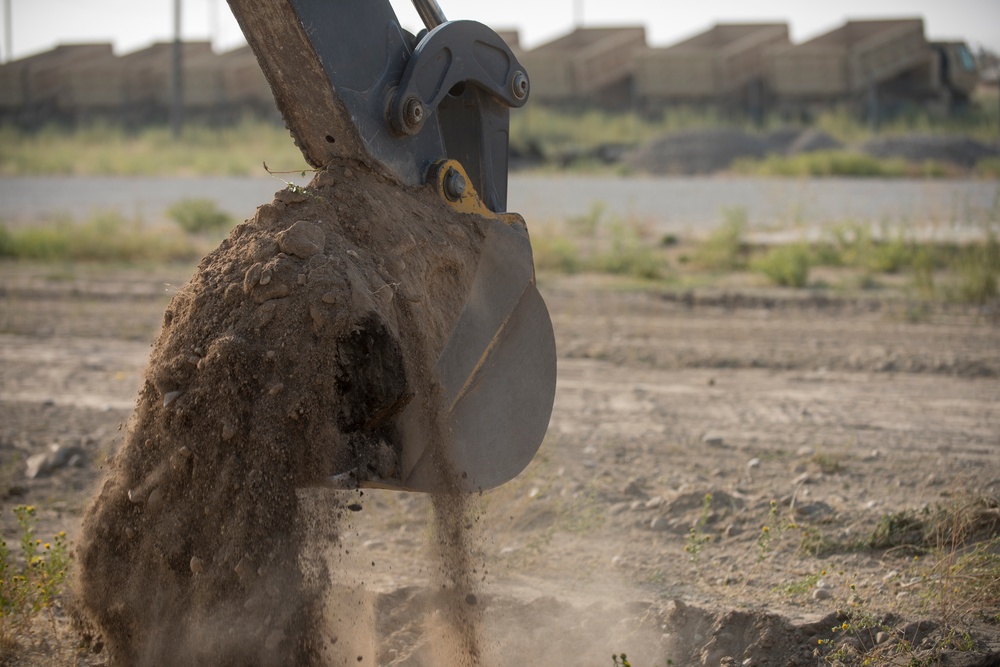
[{"xmin": 4, "ymin": 0, "xmax": 1000, "ymax": 63}]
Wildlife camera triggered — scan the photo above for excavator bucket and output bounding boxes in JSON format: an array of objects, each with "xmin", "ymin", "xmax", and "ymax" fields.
[{"xmin": 227, "ymin": 0, "xmax": 556, "ymax": 492}]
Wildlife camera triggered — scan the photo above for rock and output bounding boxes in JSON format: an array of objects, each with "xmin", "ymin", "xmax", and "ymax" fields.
[
  {"xmin": 162, "ymin": 391, "xmax": 182, "ymax": 407},
  {"xmin": 145, "ymin": 487, "xmax": 164, "ymax": 509},
  {"xmin": 644, "ymin": 496, "xmax": 664, "ymax": 510},
  {"xmin": 649, "ymin": 516, "xmax": 671, "ymax": 532},
  {"xmin": 622, "ymin": 478, "xmax": 646, "ymax": 498},
  {"xmin": 47, "ymin": 444, "xmax": 79, "ymax": 468},
  {"xmin": 608, "ymin": 502, "xmax": 630, "ymax": 516},
  {"xmin": 277, "ymin": 220, "xmax": 326, "ymax": 259},
  {"xmin": 611, "ymin": 555, "xmax": 626, "ymax": 567},
  {"xmin": 25, "ymin": 453, "xmax": 49, "ymax": 479},
  {"xmin": 796, "ymin": 446, "xmax": 815, "ymax": 457},
  {"xmin": 812, "ymin": 588, "xmax": 832, "ymax": 601},
  {"xmin": 702, "ymin": 434, "xmax": 725, "ymax": 447},
  {"xmin": 190, "ymin": 557, "xmax": 204, "ymax": 574},
  {"xmin": 793, "ymin": 472, "xmax": 812, "ymax": 485}
]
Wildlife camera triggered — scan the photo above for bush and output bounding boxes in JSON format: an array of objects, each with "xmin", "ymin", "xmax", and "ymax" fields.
[
  {"xmin": 532, "ymin": 233, "xmax": 582, "ymax": 274},
  {"xmin": 167, "ymin": 198, "xmax": 234, "ymax": 234},
  {"xmin": 693, "ymin": 207, "xmax": 747, "ymax": 271},
  {"xmin": 0, "ymin": 505, "xmax": 70, "ymax": 651},
  {"xmin": 752, "ymin": 243, "xmax": 811, "ymax": 287},
  {"xmin": 950, "ymin": 235, "xmax": 999, "ymax": 303},
  {"xmin": 595, "ymin": 220, "xmax": 663, "ymax": 280},
  {"xmin": 1, "ymin": 212, "xmax": 199, "ymax": 263}
]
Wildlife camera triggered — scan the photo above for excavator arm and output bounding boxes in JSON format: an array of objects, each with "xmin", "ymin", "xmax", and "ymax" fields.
[{"xmin": 226, "ymin": 0, "xmax": 556, "ymax": 493}]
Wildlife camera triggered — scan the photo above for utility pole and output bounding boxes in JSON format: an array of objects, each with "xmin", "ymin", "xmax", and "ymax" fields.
[{"xmin": 171, "ymin": 0, "xmax": 183, "ymax": 138}]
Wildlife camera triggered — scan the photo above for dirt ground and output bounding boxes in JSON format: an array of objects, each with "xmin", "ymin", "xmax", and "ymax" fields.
[{"xmin": 1, "ymin": 258, "xmax": 999, "ymax": 666}]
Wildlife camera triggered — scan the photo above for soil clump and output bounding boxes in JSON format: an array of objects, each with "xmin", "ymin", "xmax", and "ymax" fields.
[{"xmin": 74, "ymin": 161, "xmax": 487, "ymax": 665}]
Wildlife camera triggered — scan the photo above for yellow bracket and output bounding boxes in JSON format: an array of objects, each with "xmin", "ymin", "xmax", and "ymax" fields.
[{"xmin": 431, "ymin": 160, "xmax": 525, "ymax": 229}]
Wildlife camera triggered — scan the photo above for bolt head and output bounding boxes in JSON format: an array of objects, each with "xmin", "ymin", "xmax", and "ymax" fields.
[
  {"xmin": 403, "ymin": 97, "xmax": 425, "ymax": 128},
  {"xmin": 444, "ymin": 168, "xmax": 466, "ymax": 201},
  {"xmin": 511, "ymin": 71, "xmax": 529, "ymax": 101}
]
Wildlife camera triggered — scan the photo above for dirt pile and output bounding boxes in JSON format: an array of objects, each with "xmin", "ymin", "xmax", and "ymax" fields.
[
  {"xmin": 862, "ymin": 134, "xmax": 1000, "ymax": 168},
  {"xmin": 623, "ymin": 128, "xmax": 768, "ymax": 175},
  {"xmin": 74, "ymin": 161, "xmax": 489, "ymax": 665}
]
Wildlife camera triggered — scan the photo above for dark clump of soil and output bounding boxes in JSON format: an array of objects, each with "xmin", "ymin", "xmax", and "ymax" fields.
[
  {"xmin": 861, "ymin": 133, "xmax": 1000, "ymax": 168},
  {"xmin": 623, "ymin": 128, "xmax": 768, "ymax": 174},
  {"xmin": 74, "ymin": 160, "xmax": 488, "ymax": 666}
]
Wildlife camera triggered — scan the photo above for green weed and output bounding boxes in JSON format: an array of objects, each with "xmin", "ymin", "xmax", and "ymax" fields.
[
  {"xmin": 684, "ymin": 493, "xmax": 713, "ymax": 564},
  {"xmin": 692, "ymin": 207, "xmax": 748, "ymax": 271},
  {"xmin": 733, "ymin": 151, "xmax": 910, "ymax": 178},
  {"xmin": 0, "ymin": 213, "xmax": 200, "ymax": 263},
  {"xmin": 0, "ymin": 505, "xmax": 71, "ymax": 654},
  {"xmin": 167, "ymin": 198, "xmax": 234, "ymax": 235},
  {"xmin": 946, "ymin": 233, "xmax": 999, "ymax": 304},
  {"xmin": 531, "ymin": 232, "xmax": 583, "ymax": 274},
  {"xmin": 752, "ymin": 243, "xmax": 811, "ymax": 287},
  {"xmin": 596, "ymin": 218, "xmax": 663, "ymax": 280},
  {"xmin": 0, "ymin": 120, "xmax": 308, "ymax": 177}
]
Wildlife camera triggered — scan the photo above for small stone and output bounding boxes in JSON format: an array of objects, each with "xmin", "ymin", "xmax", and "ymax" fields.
[
  {"xmin": 222, "ymin": 424, "xmax": 236, "ymax": 441},
  {"xmin": 259, "ymin": 270, "xmax": 272, "ymax": 286},
  {"xmin": 793, "ymin": 472, "xmax": 812, "ymax": 485},
  {"xmin": 48, "ymin": 444, "xmax": 79, "ymax": 470},
  {"xmin": 611, "ymin": 555, "xmax": 625, "ymax": 567},
  {"xmin": 464, "ymin": 593, "xmax": 477, "ymax": 606},
  {"xmin": 244, "ymin": 262, "xmax": 264, "ymax": 293},
  {"xmin": 608, "ymin": 502, "xmax": 630, "ymax": 516},
  {"xmin": 234, "ymin": 558, "xmax": 254, "ymax": 583},
  {"xmin": 163, "ymin": 390, "xmax": 181, "ymax": 407},
  {"xmin": 146, "ymin": 487, "xmax": 163, "ymax": 509},
  {"xmin": 644, "ymin": 496, "xmax": 664, "ymax": 509},
  {"xmin": 796, "ymin": 446, "xmax": 815, "ymax": 457},
  {"xmin": 811, "ymin": 588, "xmax": 832, "ymax": 601},
  {"xmin": 622, "ymin": 478, "xmax": 646, "ymax": 498},
  {"xmin": 321, "ymin": 292, "xmax": 339, "ymax": 304},
  {"xmin": 702, "ymin": 434, "xmax": 724, "ymax": 447},
  {"xmin": 264, "ymin": 629, "xmax": 286, "ymax": 653},
  {"xmin": 178, "ymin": 446, "xmax": 192, "ymax": 458},
  {"xmin": 876, "ymin": 632, "xmax": 890, "ymax": 645},
  {"xmin": 649, "ymin": 516, "xmax": 671, "ymax": 532},
  {"xmin": 190, "ymin": 556, "xmax": 204, "ymax": 574},
  {"xmin": 25, "ymin": 453, "xmax": 49, "ymax": 479},
  {"xmin": 268, "ymin": 383, "xmax": 284, "ymax": 396},
  {"xmin": 746, "ymin": 457, "xmax": 761, "ymax": 470},
  {"xmin": 127, "ymin": 488, "xmax": 146, "ymax": 504}
]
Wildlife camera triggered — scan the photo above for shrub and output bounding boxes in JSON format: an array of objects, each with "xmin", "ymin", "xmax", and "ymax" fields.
[
  {"xmin": 693, "ymin": 207, "xmax": 747, "ymax": 271},
  {"xmin": 752, "ymin": 243, "xmax": 811, "ymax": 287},
  {"xmin": 167, "ymin": 198, "xmax": 234, "ymax": 234},
  {"xmin": 595, "ymin": 219, "xmax": 663, "ymax": 280},
  {"xmin": 0, "ymin": 505, "xmax": 71, "ymax": 651}
]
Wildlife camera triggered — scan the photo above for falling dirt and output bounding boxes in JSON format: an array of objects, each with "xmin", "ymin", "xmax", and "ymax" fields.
[{"xmin": 73, "ymin": 161, "xmax": 491, "ymax": 665}]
